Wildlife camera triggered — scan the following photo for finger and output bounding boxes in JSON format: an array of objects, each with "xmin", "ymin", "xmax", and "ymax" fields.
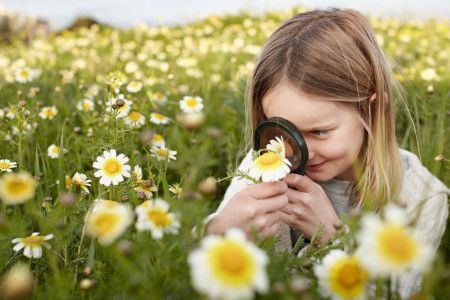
[
  {"xmin": 245, "ymin": 181, "xmax": 288, "ymax": 199},
  {"xmin": 252, "ymin": 211, "xmax": 279, "ymax": 230},
  {"xmin": 279, "ymin": 210, "xmax": 302, "ymax": 225},
  {"xmin": 282, "ymin": 173, "xmax": 318, "ymax": 193},
  {"xmin": 254, "ymin": 193, "xmax": 288, "ymax": 214},
  {"xmin": 261, "ymin": 221, "xmax": 280, "ymax": 237},
  {"xmin": 286, "ymin": 188, "xmax": 309, "ymax": 204}
]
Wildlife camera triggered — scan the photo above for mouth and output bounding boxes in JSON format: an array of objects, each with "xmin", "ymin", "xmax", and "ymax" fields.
[
  {"xmin": 307, "ymin": 162, "xmax": 325, "ymax": 167},
  {"xmin": 307, "ymin": 161, "xmax": 326, "ymax": 171}
]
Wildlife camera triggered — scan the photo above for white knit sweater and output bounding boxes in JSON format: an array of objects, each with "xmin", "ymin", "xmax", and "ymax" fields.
[{"xmin": 206, "ymin": 148, "xmax": 449, "ymax": 299}]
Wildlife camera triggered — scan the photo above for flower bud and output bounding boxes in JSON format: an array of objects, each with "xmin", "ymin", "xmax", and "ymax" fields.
[
  {"xmin": 177, "ymin": 112, "xmax": 204, "ymax": 130},
  {"xmin": 198, "ymin": 177, "xmax": 217, "ymax": 195},
  {"xmin": 1, "ymin": 263, "xmax": 34, "ymax": 299}
]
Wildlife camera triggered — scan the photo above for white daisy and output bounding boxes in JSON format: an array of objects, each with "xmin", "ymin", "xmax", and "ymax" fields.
[
  {"xmin": 15, "ymin": 67, "xmax": 39, "ymax": 83},
  {"xmin": 179, "ymin": 96, "xmax": 204, "ymax": 113},
  {"xmin": 151, "ymin": 91, "xmax": 168, "ymax": 106},
  {"xmin": 85, "ymin": 199, "xmax": 133, "ymax": 246},
  {"xmin": 314, "ymin": 249, "xmax": 369, "ymax": 300},
  {"xmin": 0, "ymin": 159, "xmax": 17, "ymax": 172},
  {"xmin": 76, "ymin": 99, "xmax": 95, "ymax": 112},
  {"xmin": 150, "ymin": 133, "xmax": 165, "ymax": 148},
  {"xmin": 12, "ymin": 232, "xmax": 54, "ymax": 259},
  {"xmin": 38, "ymin": 106, "xmax": 57, "ymax": 120},
  {"xmin": 168, "ymin": 183, "xmax": 182, "ymax": 198},
  {"xmin": 106, "ymin": 94, "xmax": 132, "ymax": 118},
  {"xmin": 356, "ymin": 203, "xmax": 434, "ymax": 277},
  {"xmin": 92, "ymin": 149, "xmax": 131, "ymax": 186},
  {"xmin": 248, "ymin": 150, "xmax": 291, "ymax": 182},
  {"xmin": 132, "ymin": 165, "xmax": 143, "ymax": 182},
  {"xmin": 135, "ymin": 199, "xmax": 180, "ymax": 239},
  {"xmin": 47, "ymin": 144, "xmax": 60, "ymax": 159},
  {"xmin": 0, "ymin": 171, "xmax": 37, "ymax": 205},
  {"xmin": 266, "ymin": 136, "xmax": 286, "ymax": 157},
  {"xmin": 71, "ymin": 172, "xmax": 92, "ymax": 193},
  {"xmin": 151, "ymin": 146, "xmax": 177, "ymax": 162},
  {"xmin": 150, "ymin": 112, "xmax": 170, "ymax": 125},
  {"xmin": 124, "ymin": 111, "xmax": 145, "ymax": 128},
  {"xmin": 188, "ymin": 228, "xmax": 269, "ymax": 300},
  {"xmin": 126, "ymin": 81, "xmax": 143, "ymax": 93}
]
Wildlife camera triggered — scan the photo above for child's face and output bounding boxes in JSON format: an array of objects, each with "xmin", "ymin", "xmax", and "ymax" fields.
[{"xmin": 262, "ymin": 80, "xmax": 365, "ymax": 182}]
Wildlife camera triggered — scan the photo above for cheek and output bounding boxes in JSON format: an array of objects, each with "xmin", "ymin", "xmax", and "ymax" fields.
[{"xmin": 321, "ymin": 126, "xmax": 364, "ymax": 162}]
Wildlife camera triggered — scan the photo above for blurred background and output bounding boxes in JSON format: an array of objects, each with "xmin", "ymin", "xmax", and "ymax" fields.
[{"xmin": 1, "ymin": 0, "xmax": 449, "ymax": 32}]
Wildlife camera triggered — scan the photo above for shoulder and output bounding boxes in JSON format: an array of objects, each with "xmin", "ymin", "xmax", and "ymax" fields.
[
  {"xmin": 398, "ymin": 148, "xmax": 449, "ymax": 199},
  {"xmin": 398, "ymin": 148, "xmax": 449, "ymax": 234}
]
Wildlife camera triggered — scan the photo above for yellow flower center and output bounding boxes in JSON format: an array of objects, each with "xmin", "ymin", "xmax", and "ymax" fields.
[
  {"xmin": 94, "ymin": 213, "xmax": 120, "ymax": 236},
  {"xmin": 208, "ymin": 240, "xmax": 255, "ymax": 287},
  {"xmin": 255, "ymin": 152, "xmax": 283, "ymax": 170},
  {"xmin": 152, "ymin": 134, "xmax": 164, "ymax": 142},
  {"xmin": 22, "ymin": 235, "xmax": 45, "ymax": 246},
  {"xmin": 6, "ymin": 179, "xmax": 30, "ymax": 195},
  {"xmin": 377, "ymin": 224, "xmax": 418, "ymax": 265},
  {"xmin": 20, "ymin": 69, "xmax": 30, "ymax": 78},
  {"xmin": 329, "ymin": 257, "xmax": 367, "ymax": 298},
  {"xmin": 44, "ymin": 109, "xmax": 56, "ymax": 118},
  {"xmin": 128, "ymin": 112, "xmax": 141, "ymax": 121},
  {"xmin": 154, "ymin": 92, "xmax": 164, "ymax": 99},
  {"xmin": 0, "ymin": 162, "xmax": 12, "ymax": 169},
  {"xmin": 147, "ymin": 208, "xmax": 171, "ymax": 228},
  {"xmin": 156, "ymin": 148, "xmax": 168, "ymax": 157},
  {"xmin": 153, "ymin": 113, "xmax": 166, "ymax": 121},
  {"xmin": 82, "ymin": 101, "xmax": 91, "ymax": 110},
  {"xmin": 186, "ymin": 98, "xmax": 198, "ymax": 107},
  {"xmin": 102, "ymin": 159, "xmax": 122, "ymax": 176},
  {"xmin": 51, "ymin": 146, "xmax": 59, "ymax": 154}
]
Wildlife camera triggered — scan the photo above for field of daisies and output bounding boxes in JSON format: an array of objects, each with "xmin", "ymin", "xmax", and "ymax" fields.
[{"xmin": 0, "ymin": 6, "xmax": 448, "ymax": 299}]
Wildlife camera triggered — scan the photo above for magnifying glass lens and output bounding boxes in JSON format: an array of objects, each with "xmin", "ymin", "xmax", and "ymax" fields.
[{"xmin": 257, "ymin": 126, "xmax": 302, "ymax": 171}]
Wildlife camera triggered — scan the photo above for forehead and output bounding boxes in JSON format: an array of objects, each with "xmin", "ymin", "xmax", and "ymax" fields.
[{"xmin": 262, "ymin": 81, "xmax": 342, "ymax": 130}]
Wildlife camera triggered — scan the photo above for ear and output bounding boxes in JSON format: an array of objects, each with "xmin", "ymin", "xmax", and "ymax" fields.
[{"xmin": 368, "ymin": 92, "xmax": 389, "ymax": 104}]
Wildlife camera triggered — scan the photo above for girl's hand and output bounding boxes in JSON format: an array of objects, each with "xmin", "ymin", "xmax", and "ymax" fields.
[
  {"xmin": 279, "ymin": 173, "xmax": 340, "ymax": 244},
  {"xmin": 206, "ymin": 181, "xmax": 288, "ymax": 239}
]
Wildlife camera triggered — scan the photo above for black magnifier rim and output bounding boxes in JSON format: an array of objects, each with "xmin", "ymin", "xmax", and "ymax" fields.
[{"xmin": 253, "ymin": 117, "xmax": 309, "ymax": 175}]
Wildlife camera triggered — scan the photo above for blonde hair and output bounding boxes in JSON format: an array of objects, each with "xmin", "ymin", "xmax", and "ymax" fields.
[{"xmin": 244, "ymin": 8, "xmax": 407, "ymax": 210}]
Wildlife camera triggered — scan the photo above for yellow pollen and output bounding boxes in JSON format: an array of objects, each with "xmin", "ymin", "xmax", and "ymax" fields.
[
  {"xmin": 152, "ymin": 134, "xmax": 163, "ymax": 142},
  {"xmin": 377, "ymin": 224, "xmax": 418, "ymax": 265},
  {"xmin": 128, "ymin": 112, "xmax": 141, "ymax": 121},
  {"xmin": 156, "ymin": 149, "xmax": 168, "ymax": 157},
  {"xmin": 256, "ymin": 152, "xmax": 281, "ymax": 166},
  {"xmin": 147, "ymin": 208, "xmax": 171, "ymax": 227},
  {"xmin": 209, "ymin": 240, "xmax": 255, "ymax": 286},
  {"xmin": 186, "ymin": 98, "xmax": 198, "ymax": 107},
  {"xmin": 22, "ymin": 235, "xmax": 45, "ymax": 246},
  {"xmin": 103, "ymin": 159, "xmax": 122, "ymax": 175},
  {"xmin": 0, "ymin": 162, "xmax": 12, "ymax": 169},
  {"xmin": 82, "ymin": 102, "xmax": 91, "ymax": 110},
  {"xmin": 154, "ymin": 113, "xmax": 166, "ymax": 120},
  {"xmin": 154, "ymin": 92, "xmax": 164, "ymax": 99},
  {"xmin": 7, "ymin": 180, "xmax": 29, "ymax": 195},
  {"xmin": 94, "ymin": 213, "xmax": 119, "ymax": 235},
  {"xmin": 20, "ymin": 70, "xmax": 30, "ymax": 78}
]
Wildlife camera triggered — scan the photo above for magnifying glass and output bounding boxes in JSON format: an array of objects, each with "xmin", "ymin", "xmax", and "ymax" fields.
[
  {"xmin": 253, "ymin": 117, "xmax": 309, "ymax": 175},
  {"xmin": 254, "ymin": 117, "xmax": 310, "ymax": 253}
]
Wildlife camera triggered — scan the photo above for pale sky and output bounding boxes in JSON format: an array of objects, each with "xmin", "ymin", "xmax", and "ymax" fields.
[{"xmin": 1, "ymin": 0, "xmax": 449, "ymax": 29}]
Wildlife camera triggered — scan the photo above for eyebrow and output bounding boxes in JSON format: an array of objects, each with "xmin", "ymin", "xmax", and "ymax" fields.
[{"xmin": 303, "ymin": 122, "xmax": 337, "ymax": 132}]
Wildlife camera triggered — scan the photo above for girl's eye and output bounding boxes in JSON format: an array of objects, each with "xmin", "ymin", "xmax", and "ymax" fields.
[{"xmin": 311, "ymin": 130, "xmax": 330, "ymax": 136}]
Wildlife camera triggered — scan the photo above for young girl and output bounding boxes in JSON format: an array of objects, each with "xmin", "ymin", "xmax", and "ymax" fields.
[{"xmin": 204, "ymin": 7, "xmax": 448, "ymax": 299}]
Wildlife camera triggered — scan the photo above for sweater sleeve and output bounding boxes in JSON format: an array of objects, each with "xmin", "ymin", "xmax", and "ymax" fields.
[
  {"xmin": 202, "ymin": 150, "xmax": 255, "ymax": 226},
  {"xmin": 395, "ymin": 149, "xmax": 449, "ymax": 298}
]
